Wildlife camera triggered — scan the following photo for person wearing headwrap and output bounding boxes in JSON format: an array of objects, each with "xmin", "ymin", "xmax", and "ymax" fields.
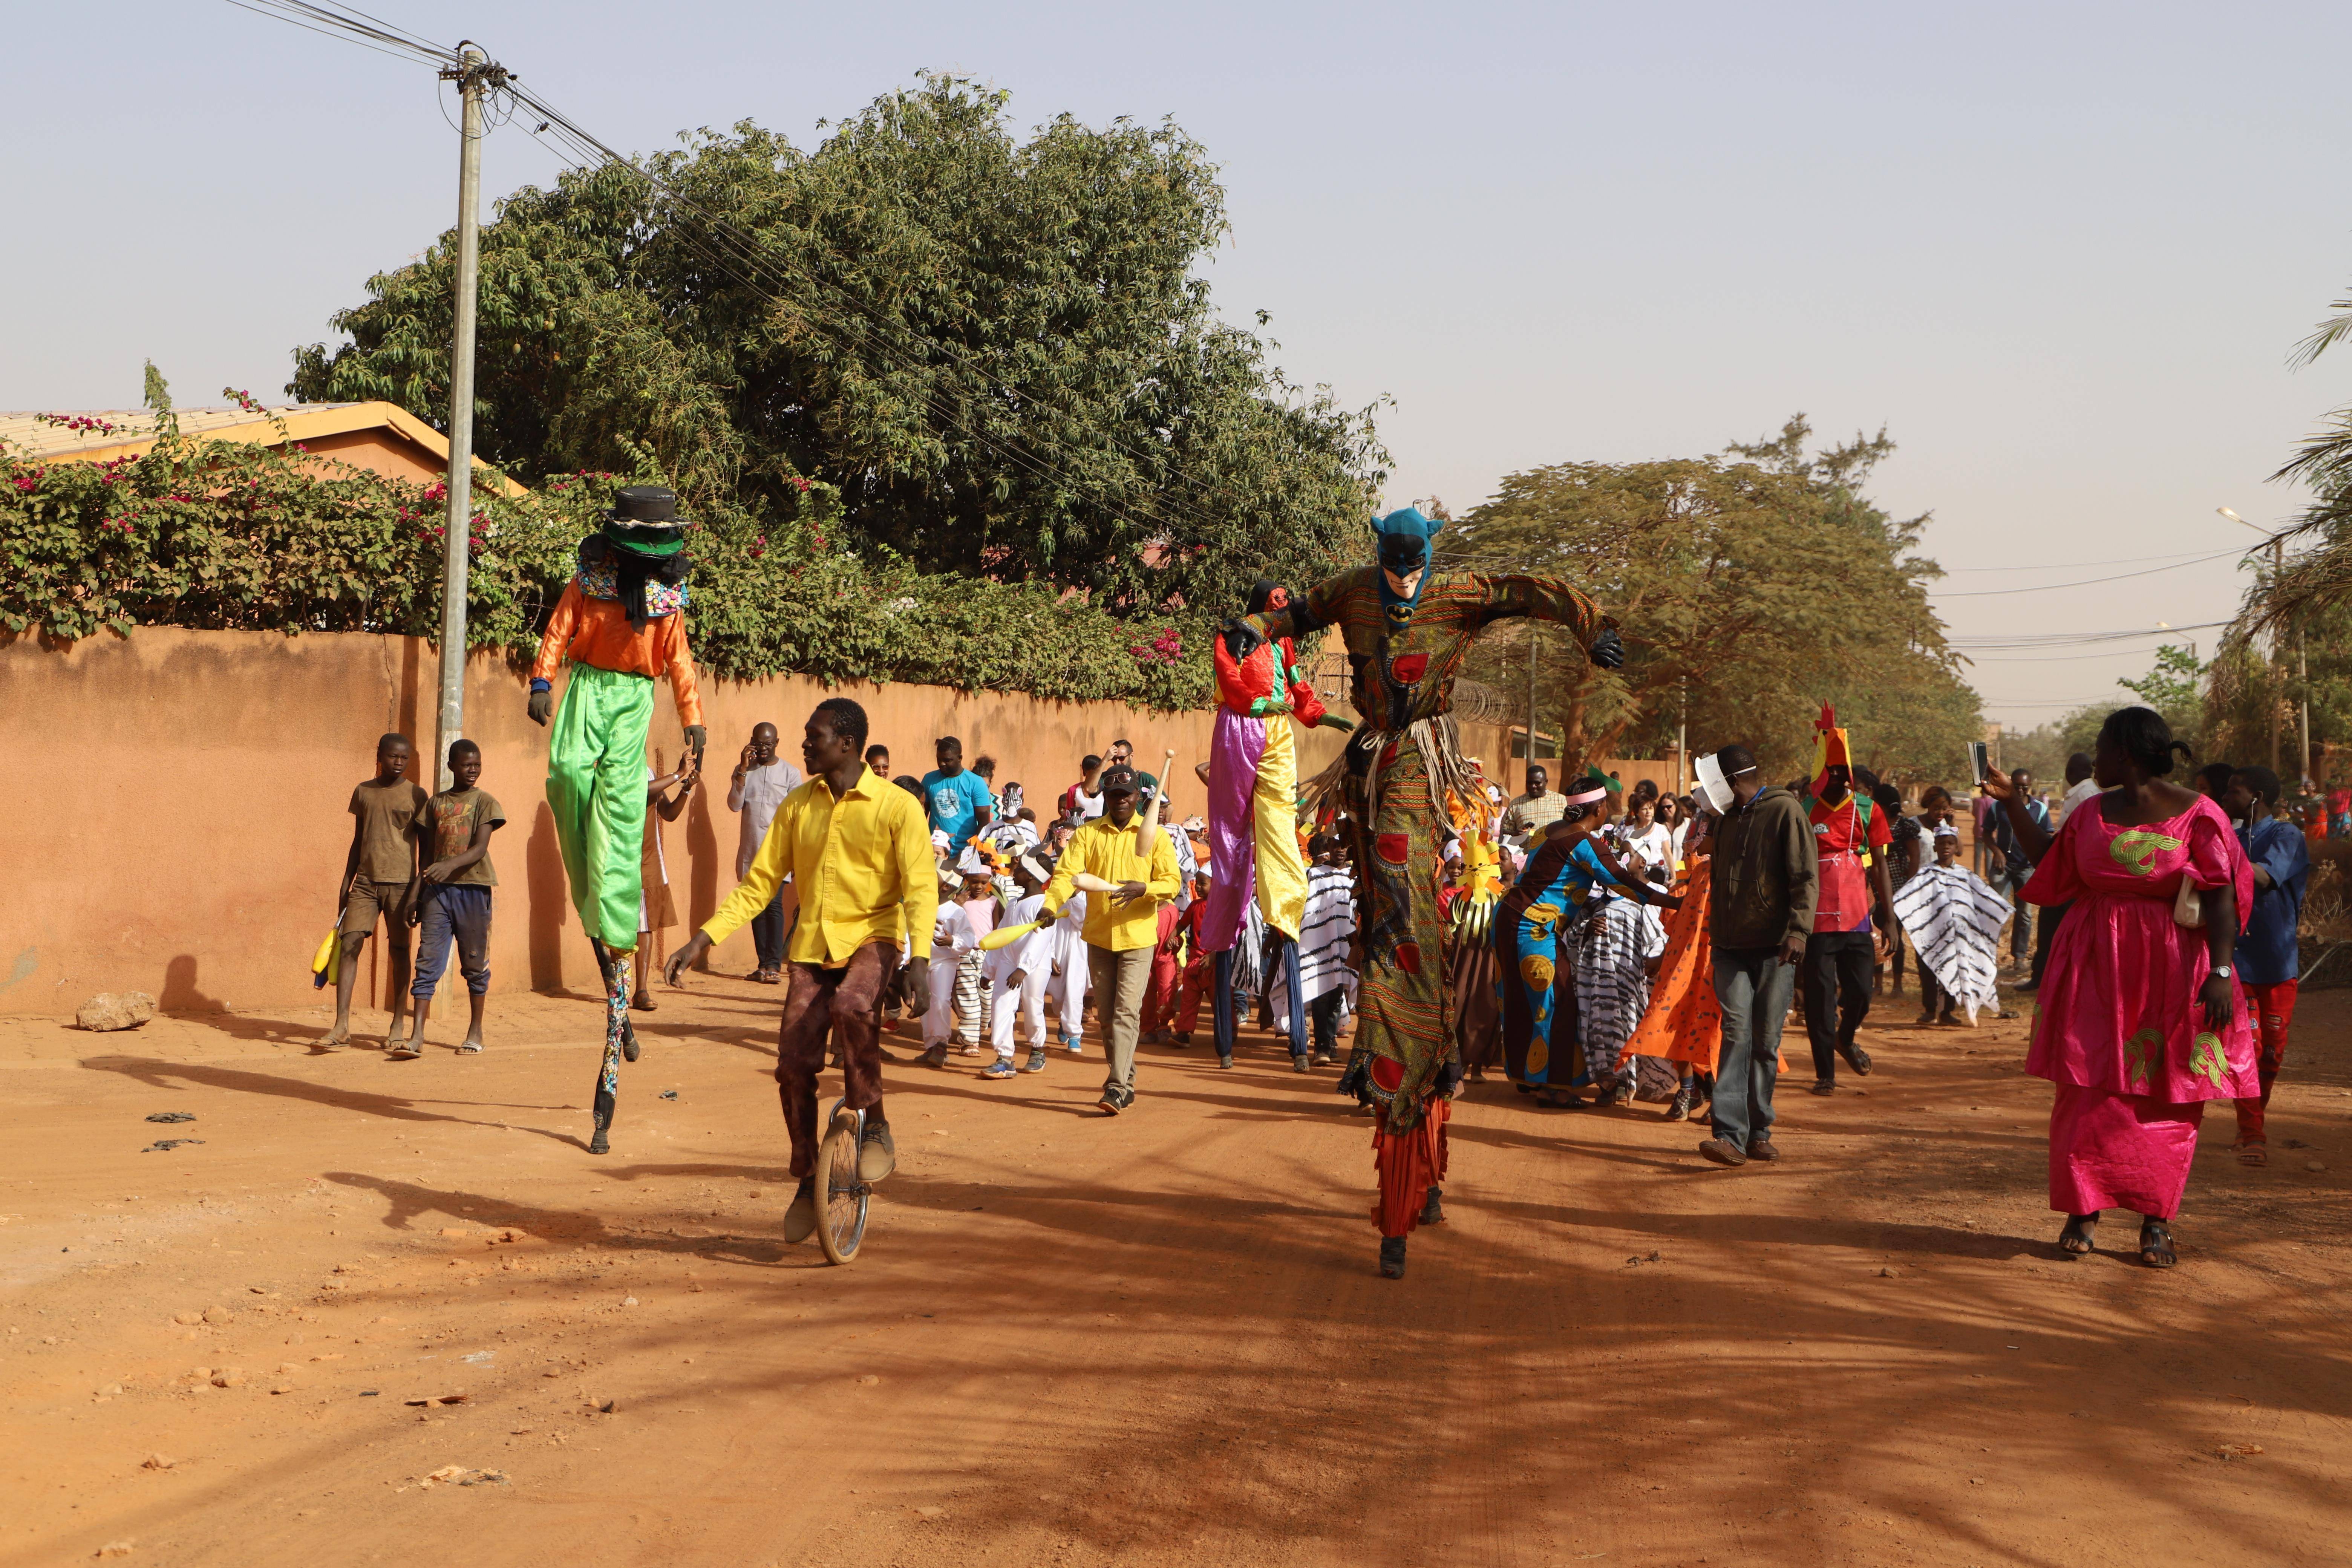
[
  {"xmin": 1233, "ymin": 505, "xmax": 1621, "ymax": 1277},
  {"xmin": 1497, "ymin": 769, "xmax": 1676, "ymax": 1107},
  {"xmin": 528, "ymin": 484, "xmax": 707, "ymax": 1154},
  {"xmin": 1204, "ymin": 578, "xmax": 1355, "ymax": 1070}
]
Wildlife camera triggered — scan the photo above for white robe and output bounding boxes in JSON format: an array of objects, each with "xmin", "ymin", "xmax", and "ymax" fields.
[
  {"xmin": 1893, "ymin": 864, "xmax": 2009, "ymax": 1024},
  {"xmin": 1268, "ymin": 864, "xmax": 1358, "ymax": 1023}
]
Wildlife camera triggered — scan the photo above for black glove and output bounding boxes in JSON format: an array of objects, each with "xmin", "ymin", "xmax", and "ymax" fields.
[
  {"xmin": 1435, "ymin": 1058, "xmax": 1464, "ymax": 1096},
  {"xmin": 1220, "ymin": 617, "xmax": 1263, "ymax": 662},
  {"xmin": 1336, "ymin": 1052, "xmax": 1371, "ymax": 1102},
  {"xmin": 1588, "ymin": 627, "xmax": 1625, "ymax": 669},
  {"xmin": 683, "ymin": 724, "xmax": 707, "ymax": 762},
  {"xmin": 527, "ymin": 688, "xmax": 553, "ymax": 726},
  {"xmin": 903, "ymin": 956, "xmax": 931, "ymax": 1018}
]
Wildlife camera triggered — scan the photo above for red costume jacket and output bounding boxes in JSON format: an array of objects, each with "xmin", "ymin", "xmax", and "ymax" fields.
[{"xmin": 1213, "ymin": 633, "xmax": 1328, "ymax": 727}]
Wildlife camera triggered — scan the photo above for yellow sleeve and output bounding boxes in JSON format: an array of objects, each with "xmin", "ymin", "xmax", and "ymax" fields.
[
  {"xmin": 894, "ymin": 794, "xmax": 939, "ymax": 958},
  {"xmin": 702, "ymin": 792, "xmax": 797, "ymax": 944},
  {"xmin": 1145, "ymin": 831, "xmax": 1181, "ymax": 901},
  {"xmin": 1040, "ymin": 830, "xmax": 1086, "ymax": 918}
]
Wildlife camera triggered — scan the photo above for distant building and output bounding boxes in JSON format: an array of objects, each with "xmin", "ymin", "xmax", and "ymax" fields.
[{"xmin": 0, "ymin": 400, "xmax": 522, "ymax": 496}]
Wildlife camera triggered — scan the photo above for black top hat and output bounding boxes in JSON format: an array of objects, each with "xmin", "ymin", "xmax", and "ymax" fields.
[{"xmin": 609, "ymin": 485, "xmax": 680, "ymax": 525}]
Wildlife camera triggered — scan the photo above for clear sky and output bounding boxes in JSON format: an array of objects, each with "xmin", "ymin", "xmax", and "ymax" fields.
[{"xmin": 8, "ymin": 1, "xmax": 2348, "ymax": 729}]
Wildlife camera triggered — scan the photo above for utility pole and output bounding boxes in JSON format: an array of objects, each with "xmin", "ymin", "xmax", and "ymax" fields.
[
  {"xmin": 1676, "ymin": 676, "xmax": 1688, "ymax": 799},
  {"xmin": 432, "ymin": 44, "xmax": 491, "ymax": 792},
  {"xmin": 2300, "ymin": 626, "xmax": 2312, "ymax": 791},
  {"xmin": 2270, "ymin": 533, "xmax": 2284, "ymax": 776},
  {"xmin": 1525, "ymin": 623, "xmax": 1538, "ymax": 793}
]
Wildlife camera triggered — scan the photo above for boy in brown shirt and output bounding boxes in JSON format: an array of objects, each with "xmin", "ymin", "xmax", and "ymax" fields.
[
  {"xmin": 393, "ymin": 739, "xmax": 507, "ymax": 1058},
  {"xmin": 325, "ymin": 733, "xmax": 429, "ymax": 1049}
]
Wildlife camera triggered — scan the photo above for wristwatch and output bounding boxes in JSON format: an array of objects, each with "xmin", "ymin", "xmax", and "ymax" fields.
[{"xmin": 2210, "ymin": 965, "xmax": 2232, "ymax": 980}]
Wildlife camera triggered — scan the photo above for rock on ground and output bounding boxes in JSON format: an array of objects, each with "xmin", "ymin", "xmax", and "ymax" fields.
[{"xmin": 76, "ymin": 993, "xmax": 156, "ymax": 1032}]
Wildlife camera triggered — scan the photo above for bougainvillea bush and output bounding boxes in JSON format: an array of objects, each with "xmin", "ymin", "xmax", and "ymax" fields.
[{"xmin": 0, "ymin": 429, "xmax": 1213, "ymax": 709}]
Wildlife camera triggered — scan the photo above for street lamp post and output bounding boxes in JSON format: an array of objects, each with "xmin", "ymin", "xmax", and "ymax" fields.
[{"xmin": 2219, "ymin": 507, "xmax": 2293, "ymax": 779}]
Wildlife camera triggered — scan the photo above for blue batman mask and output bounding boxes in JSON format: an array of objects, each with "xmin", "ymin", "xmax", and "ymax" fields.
[{"xmin": 1372, "ymin": 505, "xmax": 1442, "ymax": 622}]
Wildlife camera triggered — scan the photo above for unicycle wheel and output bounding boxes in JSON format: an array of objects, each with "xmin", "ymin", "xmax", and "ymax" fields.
[{"xmin": 812, "ymin": 1106, "xmax": 870, "ymax": 1264}]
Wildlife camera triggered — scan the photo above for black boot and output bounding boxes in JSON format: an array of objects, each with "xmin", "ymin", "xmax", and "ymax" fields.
[
  {"xmin": 588, "ymin": 1086, "xmax": 616, "ymax": 1156},
  {"xmin": 1665, "ymin": 1082, "xmax": 1696, "ymax": 1122},
  {"xmin": 1378, "ymin": 1236, "xmax": 1407, "ymax": 1279},
  {"xmin": 1420, "ymin": 1186, "xmax": 1444, "ymax": 1226}
]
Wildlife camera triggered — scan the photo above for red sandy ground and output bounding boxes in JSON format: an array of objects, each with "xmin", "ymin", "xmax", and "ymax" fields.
[{"xmin": 3, "ymin": 976, "xmax": 2347, "ymax": 1567}]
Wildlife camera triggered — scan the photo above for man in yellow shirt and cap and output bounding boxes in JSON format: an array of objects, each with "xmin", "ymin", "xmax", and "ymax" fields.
[
  {"xmin": 1038, "ymin": 766, "xmax": 1183, "ymax": 1115},
  {"xmin": 666, "ymin": 697, "xmax": 935, "ymax": 1243}
]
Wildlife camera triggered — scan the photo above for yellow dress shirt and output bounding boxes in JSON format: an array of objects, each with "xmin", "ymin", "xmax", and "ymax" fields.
[
  {"xmin": 701, "ymin": 765, "xmax": 938, "ymax": 966},
  {"xmin": 1041, "ymin": 816, "xmax": 1182, "ymax": 952}
]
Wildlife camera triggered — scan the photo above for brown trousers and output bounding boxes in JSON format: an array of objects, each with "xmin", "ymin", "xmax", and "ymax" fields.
[{"xmin": 776, "ymin": 942, "xmax": 895, "ymax": 1178}]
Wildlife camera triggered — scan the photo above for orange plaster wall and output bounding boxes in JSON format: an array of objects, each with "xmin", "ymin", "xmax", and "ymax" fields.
[
  {"xmin": 0, "ymin": 627, "xmax": 1245, "ymax": 1018},
  {"xmin": 292, "ymin": 429, "xmax": 450, "ymax": 488}
]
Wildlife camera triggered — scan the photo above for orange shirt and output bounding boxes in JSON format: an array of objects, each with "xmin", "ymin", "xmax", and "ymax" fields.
[{"xmin": 530, "ymin": 580, "xmax": 703, "ymax": 726}]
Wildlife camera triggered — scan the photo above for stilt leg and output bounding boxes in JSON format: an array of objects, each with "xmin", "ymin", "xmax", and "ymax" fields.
[{"xmin": 587, "ymin": 938, "xmax": 633, "ymax": 1155}]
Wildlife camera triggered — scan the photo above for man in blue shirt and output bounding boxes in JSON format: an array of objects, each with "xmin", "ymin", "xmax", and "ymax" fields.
[
  {"xmin": 923, "ymin": 736, "xmax": 996, "ymax": 855},
  {"xmin": 1986, "ymin": 767, "xmax": 2050, "ymax": 970},
  {"xmin": 2223, "ymin": 766, "xmax": 2311, "ymax": 1167}
]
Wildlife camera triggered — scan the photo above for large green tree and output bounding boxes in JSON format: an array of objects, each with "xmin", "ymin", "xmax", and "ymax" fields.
[
  {"xmin": 1442, "ymin": 416, "xmax": 1979, "ymax": 786},
  {"xmin": 291, "ymin": 75, "xmax": 1385, "ymax": 617}
]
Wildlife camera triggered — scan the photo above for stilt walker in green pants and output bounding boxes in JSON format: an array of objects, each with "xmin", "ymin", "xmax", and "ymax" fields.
[{"xmin": 528, "ymin": 485, "xmax": 707, "ymax": 1153}]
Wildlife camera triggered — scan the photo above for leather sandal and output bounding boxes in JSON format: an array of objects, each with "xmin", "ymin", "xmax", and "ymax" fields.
[
  {"xmin": 2139, "ymin": 1219, "xmax": 2177, "ymax": 1269},
  {"xmin": 2058, "ymin": 1213, "xmax": 2098, "ymax": 1257}
]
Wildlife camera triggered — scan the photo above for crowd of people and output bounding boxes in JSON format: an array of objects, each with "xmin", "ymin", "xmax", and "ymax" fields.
[
  {"xmin": 323, "ymin": 688, "xmax": 2313, "ymax": 1276},
  {"xmin": 319, "ymin": 486, "xmax": 2318, "ymax": 1277}
]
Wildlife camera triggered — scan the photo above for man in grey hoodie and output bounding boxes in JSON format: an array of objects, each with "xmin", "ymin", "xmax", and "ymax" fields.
[{"xmin": 1700, "ymin": 744, "xmax": 1819, "ymax": 1166}]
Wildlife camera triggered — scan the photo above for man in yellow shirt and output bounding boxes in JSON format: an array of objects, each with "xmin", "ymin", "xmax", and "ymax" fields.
[
  {"xmin": 1039, "ymin": 767, "xmax": 1182, "ymax": 1115},
  {"xmin": 665, "ymin": 698, "xmax": 934, "ymax": 1242}
]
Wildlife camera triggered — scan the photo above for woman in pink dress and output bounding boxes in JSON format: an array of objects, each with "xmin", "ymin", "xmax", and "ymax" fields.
[{"xmin": 1982, "ymin": 707, "xmax": 2256, "ymax": 1269}]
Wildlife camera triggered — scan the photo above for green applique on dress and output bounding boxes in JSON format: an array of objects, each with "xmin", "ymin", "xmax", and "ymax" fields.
[
  {"xmin": 2108, "ymin": 828, "xmax": 2185, "ymax": 876},
  {"xmin": 2124, "ymin": 1028, "xmax": 2162, "ymax": 1091},
  {"xmin": 2189, "ymin": 1032, "xmax": 2230, "ymax": 1091}
]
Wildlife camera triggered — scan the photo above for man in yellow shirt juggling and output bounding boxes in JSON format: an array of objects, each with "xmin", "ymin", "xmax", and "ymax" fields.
[
  {"xmin": 666, "ymin": 697, "xmax": 935, "ymax": 1243},
  {"xmin": 1038, "ymin": 766, "xmax": 1183, "ymax": 1115}
]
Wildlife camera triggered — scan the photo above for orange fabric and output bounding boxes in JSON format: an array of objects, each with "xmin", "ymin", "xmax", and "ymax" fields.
[
  {"xmin": 530, "ymin": 580, "xmax": 704, "ymax": 726},
  {"xmin": 1371, "ymin": 1096, "xmax": 1450, "ymax": 1237},
  {"xmin": 1618, "ymin": 855, "xmax": 1781, "ymax": 1074}
]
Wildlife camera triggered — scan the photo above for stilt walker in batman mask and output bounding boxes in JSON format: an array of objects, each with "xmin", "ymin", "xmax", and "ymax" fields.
[
  {"xmin": 1231, "ymin": 505, "xmax": 1623, "ymax": 1278},
  {"xmin": 528, "ymin": 484, "xmax": 707, "ymax": 1153}
]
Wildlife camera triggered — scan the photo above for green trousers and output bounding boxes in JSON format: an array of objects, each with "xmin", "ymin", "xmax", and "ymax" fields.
[{"xmin": 547, "ymin": 662, "xmax": 654, "ymax": 954}]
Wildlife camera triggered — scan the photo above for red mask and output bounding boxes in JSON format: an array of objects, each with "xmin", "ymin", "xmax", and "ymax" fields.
[{"xmin": 1267, "ymin": 586, "xmax": 1291, "ymax": 611}]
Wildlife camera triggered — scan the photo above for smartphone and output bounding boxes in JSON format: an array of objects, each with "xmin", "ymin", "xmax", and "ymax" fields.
[{"xmin": 1966, "ymin": 741, "xmax": 1990, "ymax": 787}]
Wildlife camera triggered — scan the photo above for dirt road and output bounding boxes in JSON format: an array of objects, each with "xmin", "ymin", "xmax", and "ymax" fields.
[{"xmin": 4, "ymin": 977, "xmax": 2347, "ymax": 1566}]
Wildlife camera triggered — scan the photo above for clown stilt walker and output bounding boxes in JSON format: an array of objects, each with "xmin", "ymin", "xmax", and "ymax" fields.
[
  {"xmin": 528, "ymin": 485, "xmax": 707, "ymax": 1154},
  {"xmin": 1234, "ymin": 506, "xmax": 1620, "ymax": 1277},
  {"xmin": 1205, "ymin": 578, "xmax": 1354, "ymax": 1067}
]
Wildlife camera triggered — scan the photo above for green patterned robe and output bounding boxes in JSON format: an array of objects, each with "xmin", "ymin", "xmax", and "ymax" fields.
[{"xmin": 1253, "ymin": 567, "xmax": 1601, "ymax": 1133}]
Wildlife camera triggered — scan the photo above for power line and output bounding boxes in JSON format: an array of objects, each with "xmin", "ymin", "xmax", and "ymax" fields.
[
  {"xmin": 222, "ymin": 0, "xmax": 453, "ymax": 65},
  {"xmin": 1932, "ymin": 546, "xmax": 2239, "ymax": 574},
  {"xmin": 1929, "ymin": 547, "xmax": 2248, "ymax": 597},
  {"xmin": 1948, "ymin": 618, "xmax": 2230, "ymax": 649}
]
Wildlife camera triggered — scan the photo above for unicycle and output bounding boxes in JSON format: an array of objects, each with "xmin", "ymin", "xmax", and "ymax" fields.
[{"xmin": 810, "ymin": 1097, "xmax": 871, "ymax": 1264}]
